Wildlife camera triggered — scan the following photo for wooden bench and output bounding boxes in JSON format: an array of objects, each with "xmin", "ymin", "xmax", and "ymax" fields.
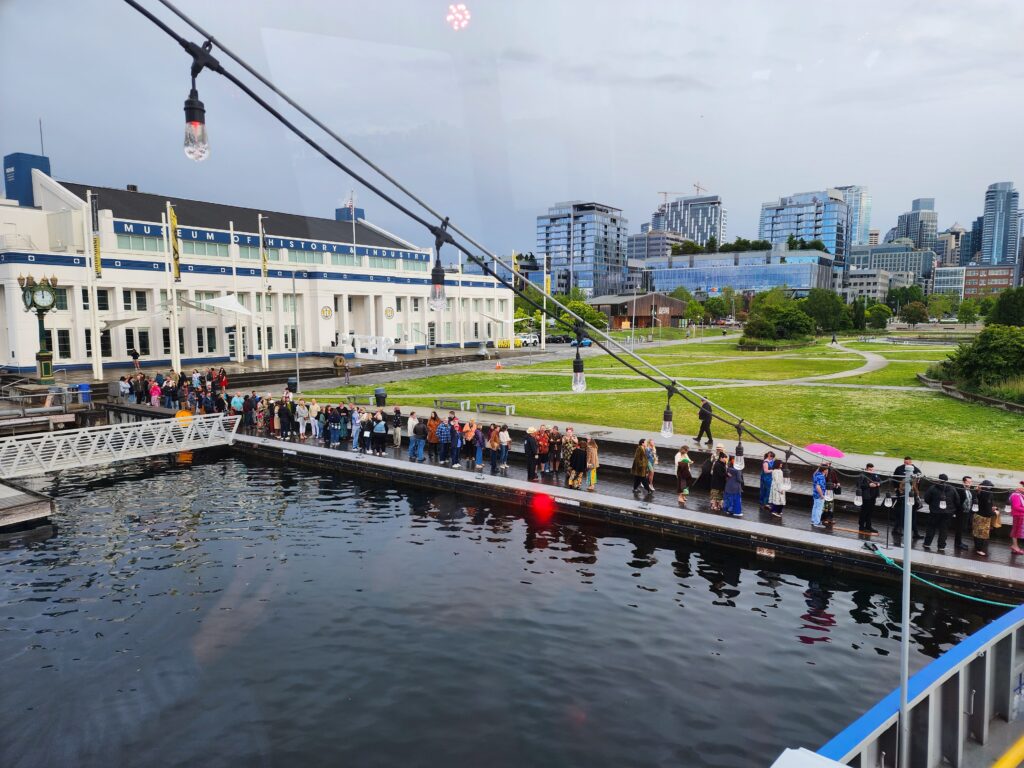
[
  {"xmin": 339, "ymin": 394, "xmax": 375, "ymax": 406},
  {"xmin": 434, "ymin": 398, "xmax": 470, "ymax": 411},
  {"xmin": 476, "ymin": 402, "xmax": 515, "ymax": 416}
]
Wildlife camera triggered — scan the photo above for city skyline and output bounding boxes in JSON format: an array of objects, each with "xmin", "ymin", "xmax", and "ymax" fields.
[{"xmin": 3, "ymin": 1, "xmax": 1024, "ymax": 256}]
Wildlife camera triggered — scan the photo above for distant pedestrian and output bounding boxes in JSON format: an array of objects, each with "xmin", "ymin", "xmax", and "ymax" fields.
[
  {"xmin": 130, "ymin": 347, "xmax": 141, "ymax": 370},
  {"xmin": 631, "ymin": 440, "xmax": 653, "ymax": 498},
  {"xmin": 694, "ymin": 398, "xmax": 713, "ymax": 447}
]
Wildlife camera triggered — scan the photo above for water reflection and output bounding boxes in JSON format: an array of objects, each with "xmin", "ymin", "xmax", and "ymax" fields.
[{"xmin": 0, "ymin": 452, "xmax": 1005, "ymax": 768}]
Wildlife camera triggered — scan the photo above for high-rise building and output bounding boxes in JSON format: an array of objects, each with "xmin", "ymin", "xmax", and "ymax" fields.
[
  {"xmin": 981, "ymin": 182, "xmax": 1019, "ymax": 266},
  {"xmin": 960, "ymin": 216, "xmax": 984, "ymax": 265},
  {"xmin": 627, "ymin": 229, "xmax": 690, "ymax": 263},
  {"xmin": 934, "ymin": 223, "xmax": 967, "ymax": 267},
  {"xmin": 895, "ymin": 198, "xmax": 938, "ymax": 251},
  {"xmin": 836, "ymin": 185, "xmax": 872, "ymax": 246},
  {"xmin": 536, "ymin": 201, "xmax": 629, "ymax": 297},
  {"xmin": 758, "ymin": 189, "xmax": 850, "ymax": 263},
  {"xmin": 868, "ymin": 230, "xmax": 880, "ymax": 246},
  {"xmin": 649, "ymin": 194, "xmax": 726, "ymax": 247},
  {"xmin": 848, "ymin": 239, "xmax": 935, "ymax": 283}
]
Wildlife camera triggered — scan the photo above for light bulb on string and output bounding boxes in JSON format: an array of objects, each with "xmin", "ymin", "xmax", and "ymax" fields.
[
  {"xmin": 660, "ymin": 397, "xmax": 673, "ymax": 438},
  {"xmin": 445, "ymin": 3, "xmax": 471, "ymax": 30},
  {"xmin": 183, "ymin": 88, "xmax": 209, "ymax": 162},
  {"xmin": 571, "ymin": 350, "xmax": 586, "ymax": 393},
  {"xmin": 733, "ymin": 442, "xmax": 745, "ymax": 471},
  {"xmin": 429, "ymin": 255, "xmax": 446, "ymax": 311}
]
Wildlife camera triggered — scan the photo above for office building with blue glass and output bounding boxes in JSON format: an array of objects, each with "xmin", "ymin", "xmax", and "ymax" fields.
[
  {"xmin": 649, "ymin": 194, "xmax": 726, "ymax": 248},
  {"xmin": 758, "ymin": 189, "xmax": 850, "ymax": 263},
  {"xmin": 536, "ymin": 201, "xmax": 628, "ymax": 297},
  {"xmin": 981, "ymin": 182, "xmax": 1019, "ymax": 266},
  {"xmin": 836, "ymin": 185, "xmax": 872, "ymax": 246},
  {"xmin": 895, "ymin": 198, "xmax": 938, "ymax": 251}
]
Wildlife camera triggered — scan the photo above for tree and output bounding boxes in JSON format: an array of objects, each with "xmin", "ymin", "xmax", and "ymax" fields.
[
  {"xmin": 885, "ymin": 285, "xmax": 925, "ymax": 310},
  {"xmin": 669, "ymin": 286, "xmax": 694, "ymax": 303},
  {"xmin": 900, "ymin": 301, "xmax": 929, "ymax": 327},
  {"xmin": 957, "ymin": 299, "xmax": 979, "ymax": 326},
  {"xmin": 978, "ymin": 295, "xmax": 996, "ymax": 317},
  {"xmin": 704, "ymin": 296, "xmax": 728, "ymax": 319},
  {"xmin": 786, "ymin": 233, "xmax": 799, "ymax": 251},
  {"xmin": 742, "ymin": 315, "xmax": 777, "ymax": 340},
  {"xmin": 852, "ymin": 297, "xmax": 866, "ymax": 331},
  {"xmin": 685, "ymin": 300, "xmax": 706, "ymax": 326},
  {"xmin": 556, "ymin": 300, "xmax": 607, "ymax": 331},
  {"xmin": 866, "ymin": 304, "xmax": 892, "ymax": 329},
  {"xmin": 986, "ymin": 287, "xmax": 1024, "ymax": 327},
  {"xmin": 939, "ymin": 325, "xmax": 1024, "ymax": 387},
  {"xmin": 927, "ymin": 293, "xmax": 953, "ymax": 319},
  {"xmin": 799, "ymin": 288, "xmax": 850, "ymax": 332},
  {"xmin": 804, "ymin": 239, "xmax": 828, "ymax": 253},
  {"xmin": 677, "ymin": 240, "xmax": 705, "ymax": 255},
  {"xmin": 705, "ymin": 235, "xmax": 718, "ymax": 253},
  {"xmin": 750, "ymin": 286, "xmax": 791, "ymax": 312}
]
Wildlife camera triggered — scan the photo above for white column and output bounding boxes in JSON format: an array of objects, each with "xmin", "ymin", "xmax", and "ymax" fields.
[{"xmin": 367, "ymin": 294, "xmax": 376, "ymax": 337}]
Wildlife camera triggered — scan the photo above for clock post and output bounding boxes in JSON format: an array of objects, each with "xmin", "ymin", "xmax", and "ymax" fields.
[{"xmin": 17, "ymin": 274, "xmax": 58, "ymax": 385}]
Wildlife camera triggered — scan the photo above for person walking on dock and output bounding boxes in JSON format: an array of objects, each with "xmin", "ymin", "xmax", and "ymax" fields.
[
  {"xmin": 922, "ymin": 474, "xmax": 957, "ymax": 551},
  {"xmin": 857, "ymin": 464, "xmax": 881, "ymax": 533},
  {"xmin": 675, "ymin": 445, "xmax": 693, "ymax": 506},
  {"xmin": 525, "ymin": 427, "xmax": 540, "ymax": 482},
  {"xmin": 954, "ymin": 477, "xmax": 975, "ymax": 551},
  {"xmin": 769, "ymin": 460, "xmax": 787, "ymax": 518},
  {"xmin": 694, "ymin": 399, "xmax": 714, "ymax": 447},
  {"xmin": 631, "ymin": 440, "xmax": 654, "ymax": 499},
  {"xmin": 811, "ymin": 464, "xmax": 827, "ymax": 528}
]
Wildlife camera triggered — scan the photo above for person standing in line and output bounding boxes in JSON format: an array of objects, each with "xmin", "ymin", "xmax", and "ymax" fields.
[
  {"xmin": 768, "ymin": 460, "xmax": 787, "ymax": 518},
  {"xmin": 857, "ymin": 463, "xmax": 881, "ymax": 534},
  {"xmin": 524, "ymin": 427, "xmax": 540, "ymax": 482},
  {"xmin": 645, "ymin": 439, "xmax": 658, "ymax": 492},
  {"xmin": 473, "ymin": 423, "xmax": 486, "ymax": 470},
  {"xmin": 391, "ymin": 406, "xmax": 403, "ymax": 449},
  {"xmin": 1011, "ymin": 481, "xmax": 1024, "ymax": 555},
  {"xmin": 295, "ymin": 399, "xmax": 310, "ymax": 440},
  {"xmin": 922, "ymin": 474, "xmax": 958, "ymax": 551},
  {"xmin": 973, "ymin": 480, "xmax": 996, "ymax": 557},
  {"xmin": 694, "ymin": 398, "xmax": 714, "ymax": 447},
  {"xmin": 585, "ymin": 436, "xmax": 599, "ymax": 492},
  {"xmin": 328, "ymin": 406, "xmax": 342, "ymax": 448},
  {"xmin": 118, "ymin": 376, "xmax": 131, "ymax": 403},
  {"xmin": 891, "ymin": 456, "xmax": 923, "ymax": 545},
  {"xmin": 498, "ymin": 424, "xmax": 512, "ymax": 470},
  {"xmin": 536, "ymin": 426, "xmax": 550, "ymax": 475},
  {"xmin": 954, "ymin": 476, "xmax": 975, "ymax": 552},
  {"xmin": 759, "ymin": 452, "xmax": 776, "ymax": 510},
  {"xmin": 549, "ymin": 427, "xmax": 563, "ymax": 476},
  {"xmin": 709, "ymin": 449, "xmax": 728, "ymax": 513},
  {"xmin": 811, "ymin": 464, "xmax": 828, "ymax": 528},
  {"xmin": 436, "ymin": 417, "xmax": 451, "ymax": 465},
  {"xmin": 309, "ymin": 399, "xmax": 322, "ymax": 441},
  {"xmin": 426, "ymin": 411, "xmax": 441, "ymax": 462},
  {"xmin": 350, "ymin": 407, "xmax": 362, "ymax": 451},
  {"xmin": 631, "ymin": 440, "xmax": 653, "ymax": 498},
  {"xmin": 372, "ymin": 412, "xmax": 388, "ymax": 456},
  {"xmin": 567, "ymin": 439, "xmax": 588, "ymax": 489},
  {"xmin": 821, "ymin": 461, "xmax": 840, "ymax": 527},
  {"xmin": 406, "ymin": 411, "xmax": 419, "ymax": 457},
  {"xmin": 723, "ymin": 456, "xmax": 744, "ymax": 518},
  {"xmin": 487, "ymin": 424, "xmax": 501, "ymax": 474},
  {"xmin": 449, "ymin": 415, "xmax": 463, "ymax": 468},
  {"xmin": 278, "ymin": 400, "xmax": 292, "ymax": 441},
  {"xmin": 675, "ymin": 445, "xmax": 693, "ymax": 506}
]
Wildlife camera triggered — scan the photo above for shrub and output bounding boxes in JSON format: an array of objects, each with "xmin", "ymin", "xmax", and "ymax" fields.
[{"xmin": 942, "ymin": 325, "xmax": 1024, "ymax": 388}]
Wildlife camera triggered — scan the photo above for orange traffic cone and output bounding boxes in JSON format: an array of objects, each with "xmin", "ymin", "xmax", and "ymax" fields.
[{"xmin": 495, "ymin": 361, "xmax": 503, "ymax": 370}]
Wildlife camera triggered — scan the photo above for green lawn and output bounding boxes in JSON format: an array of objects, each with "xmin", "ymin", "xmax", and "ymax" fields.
[
  {"xmin": 519, "ymin": 355, "xmax": 862, "ymax": 381},
  {"xmin": 837, "ymin": 362, "xmax": 931, "ymax": 387},
  {"xmin": 311, "ymin": 372, "xmax": 670, "ymax": 397}
]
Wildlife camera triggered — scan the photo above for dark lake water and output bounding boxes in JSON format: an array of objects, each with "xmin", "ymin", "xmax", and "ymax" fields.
[{"xmin": 0, "ymin": 452, "xmax": 1004, "ymax": 768}]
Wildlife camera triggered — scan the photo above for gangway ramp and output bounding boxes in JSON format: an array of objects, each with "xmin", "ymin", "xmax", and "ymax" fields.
[{"xmin": 0, "ymin": 413, "xmax": 239, "ymax": 480}]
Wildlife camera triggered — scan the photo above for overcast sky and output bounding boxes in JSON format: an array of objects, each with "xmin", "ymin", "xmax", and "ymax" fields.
[{"xmin": 2, "ymin": 0, "xmax": 1022, "ymax": 254}]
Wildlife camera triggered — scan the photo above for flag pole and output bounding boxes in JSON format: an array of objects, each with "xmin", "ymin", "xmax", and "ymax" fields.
[
  {"xmin": 229, "ymin": 220, "xmax": 244, "ymax": 365},
  {"xmin": 258, "ymin": 213, "xmax": 270, "ymax": 371},
  {"xmin": 163, "ymin": 204, "xmax": 182, "ymax": 374},
  {"xmin": 84, "ymin": 191, "xmax": 103, "ymax": 380}
]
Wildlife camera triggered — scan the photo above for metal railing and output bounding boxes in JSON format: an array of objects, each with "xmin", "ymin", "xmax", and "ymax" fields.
[
  {"xmin": 0, "ymin": 413, "xmax": 239, "ymax": 479},
  {"xmin": 0, "ymin": 387, "xmax": 86, "ymax": 418},
  {"xmin": 813, "ymin": 603, "xmax": 1024, "ymax": 767}
]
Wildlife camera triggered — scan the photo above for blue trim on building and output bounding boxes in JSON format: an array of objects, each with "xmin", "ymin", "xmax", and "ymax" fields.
[
  {"xmin": 818, "ymin": 602, "xmax": 1024, "ymax": 761},
  {"xmin": 0, "ymin": 251, "xmax": 498, "ymax": 289}
]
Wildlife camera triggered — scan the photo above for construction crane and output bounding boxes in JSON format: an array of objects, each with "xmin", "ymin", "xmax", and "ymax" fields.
[
  {"xmin": 657, "ymin": 191, "xmax": 690, "ymax": 210},
  {"xmin": 693, "ymin": 181, "xmax": 707, "ymax": 195}
]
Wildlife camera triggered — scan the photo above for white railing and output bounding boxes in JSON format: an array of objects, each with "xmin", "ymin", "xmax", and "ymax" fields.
[{"xmin": 0, "ymin": 413, "xmax": 239, "ymax": 479}]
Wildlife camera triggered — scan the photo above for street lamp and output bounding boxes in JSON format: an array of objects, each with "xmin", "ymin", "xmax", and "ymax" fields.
[{"xmin": 571, "ymin": 321, "xmax": 586, "ymax": 393}]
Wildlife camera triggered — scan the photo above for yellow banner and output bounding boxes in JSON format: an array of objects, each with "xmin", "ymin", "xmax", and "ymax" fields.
[
  {"xmin": 168, "ymin": 204, "xmax": 181, "ymax": 281},
  {"xmin": 544, "ymin": 274, "xmax": 551, "ymax": 294},
  {"xmin": 92, "ymin": 234, "xmax": 102, "ymax": 278}
]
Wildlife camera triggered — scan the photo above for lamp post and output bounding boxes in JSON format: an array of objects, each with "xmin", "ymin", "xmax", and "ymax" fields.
[{"xmin": 18, "ymin": 274, "xmax": 59, "ymax": 384}]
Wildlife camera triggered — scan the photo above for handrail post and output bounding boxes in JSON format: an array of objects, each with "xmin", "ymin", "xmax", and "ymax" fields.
[{"xmin": 899, "ymin": 473, "xmax": 913, "ymax": 767}]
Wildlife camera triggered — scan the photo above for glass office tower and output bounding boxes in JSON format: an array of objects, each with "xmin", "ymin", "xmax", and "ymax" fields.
[
  {"xmin": 981, "ymin": 182, "xmax": 1020, "ymax": 266},
  {"xmin": 758, "ymin": 189, "xmax": 850, "ymax": 263},
  {"xmin": 536, "ymin": 201, "xmax": 629, "ymax": 297},
  {"xmin": 836, "ymin": 185, "xmax": 872, "ymax": 246}
]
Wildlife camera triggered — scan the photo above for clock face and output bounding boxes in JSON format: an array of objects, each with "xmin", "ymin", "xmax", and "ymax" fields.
[
  {"xmin": 22, "ymin": 288, "xmax": 33, "ymax": 311},
  {"xmin": 32, "ymin": 286, "xmax": 56, "ymax": 309}
]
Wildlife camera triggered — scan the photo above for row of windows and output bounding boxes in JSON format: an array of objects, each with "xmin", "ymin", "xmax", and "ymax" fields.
[{"xmin": 43, "ymin": 324, "xmax": 283, "ymax": 360}]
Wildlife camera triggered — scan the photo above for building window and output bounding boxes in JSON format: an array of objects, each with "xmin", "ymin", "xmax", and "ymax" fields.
[
  {"xmin": 84, "ymin": 328, "xmax": 91, "ymax": 357},
  {"xmin": 330, "ymin": 253, "xmax": 358, "ymax": 267},
  {"xmin": 283, "ymin": 294, "xmax": 298, "ymax": 313},
  {"xmin": 126, "ymin": 328, "xmax": 135, "ymax": 352},
  {"xmin": 123, "ymin": 289, "xmax": 133, "ymax": 311},
  {"xmin": 255, "ymin": 293, "xmax": 273, "ymax": 312},
  {"xmin": 196, "ymin": 328, "xmax": 204, "ymax": 353},
  {"xmin": 97, "ymin": 289, "xmax": 109, "ymax": 312},
  {"xmin": 182, "ymin": 240, "xmax": 229, "ymax": 257},
  {"xmin": 238, "ymin": 245, "xmax": 280, "ymax": 261},
  {"xmin": 54, "ymin": 288, "xmax": 68, "ymax": 311},
  {"xmin": 287, "ymin": 250, "xmax": 323, "ymax": 265},
  {"xmin": 396, "ymin": 297, "xmax": 403, "ymax": 311},
  {"xmin": 43, "ymin": 330, "xmax": 53, "ymax": 355},
  {"xmin": 413, "ymin": 298, "xmax": 420, "ymax": 312},
  {"xmin": 161, "ymin": 327, "xmax": 186, "ymax": 355},
  {"xmin": 117, "ymin": 234, "xmax": 163, "ymax": 252},
  {"xmin": 100, "ymin": 329, "xmax": 112, "ymax": 358},
  {"xmin": 206, "ymin": 328, "xmax": 217, "ymax": 353},
  {"xmin": 137, "ymin": 329, "xmax": 150, "ymax": 356},
  {"xmin": 56, "ymin": 329, "xmax": 71, "ymax": 359}
]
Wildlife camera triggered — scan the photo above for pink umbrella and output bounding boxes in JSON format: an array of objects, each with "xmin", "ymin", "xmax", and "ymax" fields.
[{"xmin": 804, "ymin": 443, "xmax": 845, "ymax": 459}]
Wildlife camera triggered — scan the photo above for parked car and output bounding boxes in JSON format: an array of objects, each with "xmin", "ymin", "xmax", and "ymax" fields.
[
  {"xmin": 547, "ymin": 334, "xmax": 571, "ymax": 344},
  {"xmin": 516, "ymin": 333, "xmax": 540, "ymax": 346},
  {"xmin": 569, "ymin": 337, "xmax": 593, "ymax": 347}
]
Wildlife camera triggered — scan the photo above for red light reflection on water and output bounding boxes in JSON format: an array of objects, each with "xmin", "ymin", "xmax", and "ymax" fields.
[{"xmin": 529, "ymin": 493, "xmax": 556, "ymax": 523}]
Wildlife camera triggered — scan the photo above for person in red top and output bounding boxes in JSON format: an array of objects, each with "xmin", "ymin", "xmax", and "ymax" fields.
[{"xmin": 536, "ymin": 426, "xmax": 550, "ymax": 474}]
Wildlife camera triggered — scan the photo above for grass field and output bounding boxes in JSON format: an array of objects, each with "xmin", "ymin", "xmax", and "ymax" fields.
[{"xmin": 309, "ymin": 336, "xmax": 1022, "ymax": 469}]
